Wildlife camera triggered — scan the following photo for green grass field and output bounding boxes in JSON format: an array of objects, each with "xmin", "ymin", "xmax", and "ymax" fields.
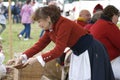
[{"xmin": 2, "ymin": 22, "xmax": 54, "ymax": 63}]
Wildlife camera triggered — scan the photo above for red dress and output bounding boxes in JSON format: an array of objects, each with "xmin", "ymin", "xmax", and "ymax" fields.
[
  {"xmin": 23, "ymin": 16, "xmax": 88, "ymax": 62},
  {"xmin": 23, "ymin": 16, "xmax": 115, "ymax": 80},
  {"xmin": 90, "ymin": 19, "xmax": 120, "ymax": 60}
]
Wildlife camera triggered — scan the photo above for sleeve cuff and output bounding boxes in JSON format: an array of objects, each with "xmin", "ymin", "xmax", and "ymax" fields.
[
  {"xmin": 20, "ymin": 54, "xmax": 28, "ymax": 63},
  {"xmin": 36, "ymin": 56, "xmax": 45, "ymax": 67},
  {"xmin": 64, "ymin": 47, "xmax": 70, "ymax": 53}
]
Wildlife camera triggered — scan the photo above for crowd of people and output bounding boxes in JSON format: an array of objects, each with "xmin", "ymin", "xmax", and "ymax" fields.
[{"xmin": 0, "ymin": 0, "xmax": 120, "ymax": 80}]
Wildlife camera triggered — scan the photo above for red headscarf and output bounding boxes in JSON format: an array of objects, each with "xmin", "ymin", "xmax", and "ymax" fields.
[{"xmin": 93, "ymin": 4, "xmax": 103, "ymax": 13}]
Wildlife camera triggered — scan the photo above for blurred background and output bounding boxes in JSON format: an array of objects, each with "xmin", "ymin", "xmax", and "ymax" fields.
[{"xmin": 3, "ymin": 0, "xmax": 120, "ymax": 20}]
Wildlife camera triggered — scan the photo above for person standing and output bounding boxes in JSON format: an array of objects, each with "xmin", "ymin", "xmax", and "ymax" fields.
[
  {"xmin": 84, "ymin": 11, "xmax": 103, "ymax": 30},
  {"xmin": 0, "ymin": 0, "xmax": 6, "ymax": 40},
  {"xmin": 75, "ymin": 9, "xmax": 91, "ymax": 27},
  {"xmin": 12, "ymin": 2, "xmax": 21, "ymax": 24},
  {"xmin": 90, "ymin": 5, "xmax": 120, "ymax": 79},
  {"xmin": 7, "ymin": 5, "xmax": 115, "ymax": 80},
  {"xmin": 18, "ymin": 0, "xmax": 33, "ymax": 40}
]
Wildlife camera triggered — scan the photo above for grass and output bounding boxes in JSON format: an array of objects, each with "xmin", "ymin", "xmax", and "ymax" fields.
[
  {"xmin": 2, "ymin": 20, "xmax": 120, "ymax": 63},
  {"xmin": 2, "ymin": 21, "xmax": 54, "ymax": 63}
]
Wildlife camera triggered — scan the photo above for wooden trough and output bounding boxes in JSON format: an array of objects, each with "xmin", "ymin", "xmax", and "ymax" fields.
[{"xmin": 13, "ymin": 60, "xmax": 62, "ymax": 80}]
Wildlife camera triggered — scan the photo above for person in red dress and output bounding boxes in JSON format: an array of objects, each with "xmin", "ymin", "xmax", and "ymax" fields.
[
  {"xmin": 7, "ymin": 5, "xmax": 114, "ymax": 80},
  {"xmin": 90, "ymin": 5, "xmax": 120, "ymax": 79}
]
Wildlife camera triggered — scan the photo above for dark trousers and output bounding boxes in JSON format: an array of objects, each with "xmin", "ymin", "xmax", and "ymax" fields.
[{"xmin": 20, "ymin": 23, "xmax": 31, "ymax": 38}]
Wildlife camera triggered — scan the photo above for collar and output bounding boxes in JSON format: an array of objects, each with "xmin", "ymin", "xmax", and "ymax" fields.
[
  {"xmin": 101, "ymin": 14, "xmax": 112, "ymax": 22},
  {"xmin": 48, "ymin": 16, "xmax": 64, "ymax": 32}
]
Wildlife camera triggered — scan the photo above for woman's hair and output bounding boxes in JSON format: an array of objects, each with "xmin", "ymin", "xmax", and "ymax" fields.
[
  {"xmin": 26, "ymin": 0, "xmax": 31, "ymax": 4},
  {"xmin": 103, "ymin": 5, "xmax": 119, "ymax": 19},
  {"xmin": 91, "ymin": 11, "xmax": 103, "ymax": 23},
  {"xmin": 32, "ymin": 5, "xmax": 61, "ymax": 24}
]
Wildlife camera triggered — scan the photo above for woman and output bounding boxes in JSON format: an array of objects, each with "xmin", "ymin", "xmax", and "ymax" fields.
[
  {"xmin": 90, "ymin": 5, "xmax": 120, "ymax": 79},
  {"xmin": 0, "ymin": 0, "xmax": 6, "ymax": 40},
  {"xmin": 18, "ymin": 0, "xmax": 33, "ymax": 40},
  {"xmin": 84, "ymin": 11, "xmax": 103, "ymax": 30},
  {"xmin": 8, "ymin": 5, "xmax": 114, "ymax": 80}
]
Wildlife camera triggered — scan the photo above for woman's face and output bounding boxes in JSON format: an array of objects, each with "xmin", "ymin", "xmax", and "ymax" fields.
[
  {"xmin": 112, "ymin": 14, "xmax": 119, "ymax": 24},
  {"xmin": 37, "ymin": 17, "xmax": 52, "ymax": 30}
]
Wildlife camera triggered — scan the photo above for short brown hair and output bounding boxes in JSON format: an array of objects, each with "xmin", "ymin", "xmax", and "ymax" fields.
[
  {"xmin": 32, "ymin": 5, "xmax": 61, "ymax": 24},
  {"xmin": 103, "ymin": 5, "xmax": 119, "ymax": 19}
]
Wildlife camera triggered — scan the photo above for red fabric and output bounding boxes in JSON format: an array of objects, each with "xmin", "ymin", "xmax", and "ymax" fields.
[
  {"xmin": 84, "ymin": 23, "xmax": 93, "ymax": 30},
  {"xmin": 76, "ymin": 20, "xmax": 87, "ymax": 27},
  {"xmin": 23, "ymin": 16, "xmax": 88, "ymax": 62},
  {"xmin": 90, "ymin": 19, "xmax": 120, "ymax": 60},
  {"xmin": 93, "ymin": 4, "xmax": 103, "ymax": 13}
]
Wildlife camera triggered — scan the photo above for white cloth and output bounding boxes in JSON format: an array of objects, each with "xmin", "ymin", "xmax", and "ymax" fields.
[
  {"xmin": 0, "ymin": 64, "xmax": 6, "ymax": 79},
  {"xmin": 0, "ymin": 14, "xmax": 6, "ymax": 24},
  {"xmin": 0, "ymin": 53, "xmax": 5, "ymax": 64},
  {"xmin": 111, "ymin": 56, "xmax": 120, "ymax": 79},
  {"xmin": 69, "ymin": 50, "xmax": 91, "ymax": 80},
  {"xmin": 0, "ymin": 53, "xmax": 6, "ymax": 79},
  {"xmin": 21, "ymin": 54, "xmax": 45, "ymax": 67},
  {"xmin": 20, "ymin": 54, "xmax": 28, "ymax": 63},
  {"xmin": 36, "ymin": 55, "xmax": 45, "ymax": 67}
]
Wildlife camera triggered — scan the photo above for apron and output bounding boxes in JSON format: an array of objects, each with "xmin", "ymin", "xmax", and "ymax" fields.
[
  {"xmin": 111, "ymin": 56, "xmax": 120, "ymax": 79},
  {"xmin": 69, "ymin": 50, "xmax": 91, "ymax": 80}
]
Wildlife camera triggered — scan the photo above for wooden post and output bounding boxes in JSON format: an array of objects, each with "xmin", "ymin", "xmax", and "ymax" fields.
[{"xmin": 8, "ymin": 0, "xmax": 13, "ymax": 59}]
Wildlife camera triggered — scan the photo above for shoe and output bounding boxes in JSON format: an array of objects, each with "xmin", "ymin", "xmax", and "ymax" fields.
[
  {"xmin": 24, "ymin": 38, "xmax": 29, "ymax": 41},
  {"xmin": 17, "ymin": 34, "xmax": 22, "ymax": 40}
]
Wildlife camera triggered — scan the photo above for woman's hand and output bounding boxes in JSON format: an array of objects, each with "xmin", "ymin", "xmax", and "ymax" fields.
[
  {"xmin": 7, "ymin": 56, "xmax": 25, "ymax": 69},
  {"xmin": 7, "ymin": 56, "xmax": 38, "ymax": 69},
  {"xmin": 23, "ymin": 57, "xmax": 38, "ymax": 67},
  {"xmin": 13, "ymin": 56, "xmax": 25, "ymax": 69},
  {"xmin": 6, "ymin": 58, "xmax": 16, "ymax": 65},
  {"xmin": 6, "ymin": 58, "xmax": 23, "ymax": 69}
]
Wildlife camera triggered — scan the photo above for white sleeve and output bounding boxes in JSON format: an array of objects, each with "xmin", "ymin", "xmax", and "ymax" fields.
[
  {"xmin": 20, "ymin": 54, "xmax": 28, "ymax": 63},
  {"xmin": 36, "ymin": 56, "xmax": 45, "ymax": 67}
]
